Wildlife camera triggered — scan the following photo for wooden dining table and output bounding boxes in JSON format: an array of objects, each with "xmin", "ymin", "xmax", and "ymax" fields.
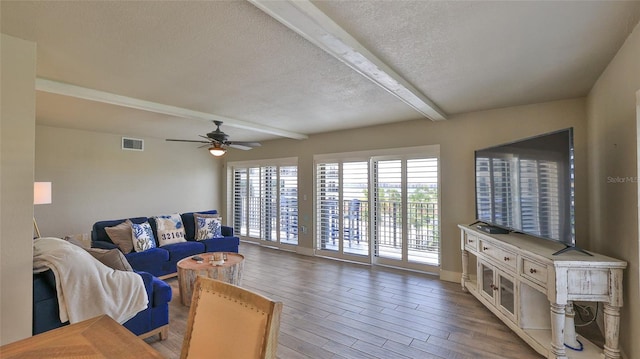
[{"xmin": 0, "ymin": 314, "xmax": 164, "ymax": 358}]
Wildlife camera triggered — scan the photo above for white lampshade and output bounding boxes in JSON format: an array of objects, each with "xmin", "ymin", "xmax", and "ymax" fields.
[{"xmin": 34, "ymin": 182, "xmax": 52, "ymax": 205}]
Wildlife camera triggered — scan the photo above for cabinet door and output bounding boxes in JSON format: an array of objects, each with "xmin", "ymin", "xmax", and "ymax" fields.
[
  {"xmin": 479, "ymin": 261, "xmax": 495, "ymax": 301},
  {"xmin": 497, "ymin": 272, "xmax": 516, "ymax": 322}
]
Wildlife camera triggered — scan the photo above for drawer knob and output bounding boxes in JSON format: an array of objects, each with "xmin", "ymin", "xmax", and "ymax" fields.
[
  {"xmin": 529, "ymin": 268, "xmax": 537, "ymax": 274},
  {"xmin": 504, "ymin": 257, "xmax": 510, "ymax": 261},
  {"xmin": 483, "ymin": 246, "xmax": 489, "ymax": 250}
]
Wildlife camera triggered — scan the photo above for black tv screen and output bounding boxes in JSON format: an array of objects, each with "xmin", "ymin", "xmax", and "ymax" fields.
[{"xmin": 475, "ymin": 128, "xmax": 575, "ymax": 247}]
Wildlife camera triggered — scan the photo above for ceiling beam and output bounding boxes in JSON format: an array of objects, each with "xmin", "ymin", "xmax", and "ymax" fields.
[
  {"xmin": 35, "ymin": 78, "xmax": 309, "ymax": 140},
  {"xmin": 250, "ymin": 0, "xmax": 446, "ymax": 121}
]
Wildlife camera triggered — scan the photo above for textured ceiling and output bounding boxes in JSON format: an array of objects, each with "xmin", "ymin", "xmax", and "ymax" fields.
[{"xmin": 2, "ymin": 0, "xmax": 640, "ymax": 144}]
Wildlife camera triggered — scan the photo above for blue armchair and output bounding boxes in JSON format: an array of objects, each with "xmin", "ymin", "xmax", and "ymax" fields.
[{"xmin": 33, "ymin": 268, "xmax": 172, "ymax": 339}]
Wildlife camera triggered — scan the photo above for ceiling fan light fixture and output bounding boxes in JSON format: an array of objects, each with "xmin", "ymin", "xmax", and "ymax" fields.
[{"xmin": 208, "ymin": 145, "xmax": 226, "ymax": 157}]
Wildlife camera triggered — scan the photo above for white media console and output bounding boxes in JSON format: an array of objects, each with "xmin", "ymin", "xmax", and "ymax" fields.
[{"xmin": 459, "ymin": 224, "xmax": 627, "ymax": 359}]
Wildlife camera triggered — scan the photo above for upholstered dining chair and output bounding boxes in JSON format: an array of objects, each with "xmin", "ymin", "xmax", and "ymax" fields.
[{"xmin": 180, "ymin": 277, "xmax": 283, "ymax": 359}]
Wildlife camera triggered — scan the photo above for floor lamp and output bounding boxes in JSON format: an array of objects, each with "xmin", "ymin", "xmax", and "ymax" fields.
[{"xmin": 34, "ymin": 182, "xmax": 52, "ymax": 238}]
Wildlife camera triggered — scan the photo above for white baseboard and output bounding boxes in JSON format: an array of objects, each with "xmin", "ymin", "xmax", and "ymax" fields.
[
  {"xmin": 295, "ymin": 247, "xmax": 314, "ymax": 256},
  {"xmin": 440, "ymin": 269, "xmax": 461, "ymax": 284}
]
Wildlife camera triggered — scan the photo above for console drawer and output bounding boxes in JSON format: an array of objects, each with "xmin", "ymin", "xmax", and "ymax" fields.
[
  {"xmin": 500, "ymin": 248, "xmax": 517, "ymax": 270},
  {"xmin": 479, "ymin": 240, "xmax": 518, "ymax": 270},
  {"xmin": 521, "ymin": 257, "xmax": 548, "ymax": 285},
  {"xmin": 479, "ymin": 241, "xmax": 516, "ymax": 270},
  {"xmin": 479, "ymin": 240, "xmax": 502, "ymax": 262},
  {"xmin": 465, "ymin": 233, "xmax": 479, "ymax": 252}
]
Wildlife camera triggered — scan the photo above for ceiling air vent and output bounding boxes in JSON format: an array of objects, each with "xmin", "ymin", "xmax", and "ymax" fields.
[{"xmin": 122, "ymin": 137, "xmax": 144, "ymax": 151}]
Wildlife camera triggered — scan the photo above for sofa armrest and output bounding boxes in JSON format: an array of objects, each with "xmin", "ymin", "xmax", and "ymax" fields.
[
  {"xmin": 134, "ymin": 271, "xmax": 172, "ymax": 308},
  {"xmin": 135, "ymin": 270, "xmax": 154, "ymax": 304},
  {"xmin": 92, "ymin": 241, "xmax": 118, "ymax": 250},
  {"xmin": 151, "ymin": 276, "xmax": 172, "ymax": 305},
  {"xmin": 221, "ymin": 225, "xmax": 234, "ymax": 237}
]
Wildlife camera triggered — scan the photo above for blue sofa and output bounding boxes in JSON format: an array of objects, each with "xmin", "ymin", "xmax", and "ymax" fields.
[
  {"xmin": 33, "ymin": 268, "xmax": 172, "ymax": 339},
  {"xmin": 92, "ymin": 210, "xmax": 240, "ymax": 278}
]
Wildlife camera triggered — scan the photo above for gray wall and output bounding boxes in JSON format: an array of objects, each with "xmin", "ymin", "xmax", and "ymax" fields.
[
  {"xmin": 587, "ymin": 20, "xmax": 640, "ymax": 359},
  {"xmin": 34, "ymin": 126, "xmax": 223, "ymax": 238},
  {"xmin": 1, "ymin": 34, "xmax": 36, "ymax": 344},
  {"xmin": 223, "ymin": 98, "xmax": 588, "ymax": 280}
]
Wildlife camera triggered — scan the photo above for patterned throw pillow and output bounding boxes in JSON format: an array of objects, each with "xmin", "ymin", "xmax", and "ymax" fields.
[
  {"xmin": 195, "ymin": 217, "xmax": 223, "ymax": 240},
  {"xmin": 193, "ymin": 213, "xmax": 218, "ymax": 231},
  {"xmin": 154, "ymin": 213, "xmax": 186, "ymax": 247},
  {"xmin": 131, "ymin": 221, "xmax": 157, "ymax": 252}
]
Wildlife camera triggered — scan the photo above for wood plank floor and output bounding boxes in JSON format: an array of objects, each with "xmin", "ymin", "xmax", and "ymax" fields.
[{"xmin": 147, "ymin": 243, "xmax": 543, "ymax": 359}]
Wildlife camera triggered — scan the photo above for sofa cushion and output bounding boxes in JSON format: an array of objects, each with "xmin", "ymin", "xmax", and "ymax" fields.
[
  {"xmin": 161, "ymin": 240, "xmax": 205, "ymax": 261},
  {"xmin": 199, "ymin": 236, "xmax": 240, "ymax": 253},
  {"xmin": 92, "ymin": 217, "xmax": 149, "ymax": 245},
  {"xmin": 104, "ymin": 219, "xmax": 134, "ymax": 254},
  {"xmin": 154, "ymin": 213, "xmax": 186, "ymax": 247},
  {"xmin": 125, "ymin": 248, "xmax": 169, "ymax": 275},
  {"xmin": 195, "ymin": 216, "xmax": 223, "ymax": 240},
  {"xmin": 181, "ymin": 210, "xmax": 218, "ymax": 241},
  {"xmin": 131, "ymin": 221, "xmax": 157, "ymax": 252},
  {"xmin": 33, "ymin": 270, "xmax": 68, "ymax": 335},
  {"xmin": 33, "ymin": 270, "xmax": 58, "ymax": 302}
]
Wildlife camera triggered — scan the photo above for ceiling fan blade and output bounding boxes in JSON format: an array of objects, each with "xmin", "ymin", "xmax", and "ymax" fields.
[
  {"xmin": 228, "ymin": 143, "xmax": 255, "ymax": 151},
  {"xmin": 228, "ymin": 141, "xmax": 261, "ymax": 147},
  {"xmin": 166, "ymin": 139, "xmax": 211, "ymax": 143},
  {"xmin": 169, "ymin": 122, "xmax": 261, "ymax": 153}
]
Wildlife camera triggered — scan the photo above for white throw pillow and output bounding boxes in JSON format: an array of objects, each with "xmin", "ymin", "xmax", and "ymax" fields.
[{"xmin": 154, "ymin": 213, "xmax": 186, "ymax": 246}]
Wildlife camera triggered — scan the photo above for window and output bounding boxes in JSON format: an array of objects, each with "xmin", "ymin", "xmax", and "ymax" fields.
[{"xmin": 230, "ymin": 158, "xmax": 298, "ymax": 246}]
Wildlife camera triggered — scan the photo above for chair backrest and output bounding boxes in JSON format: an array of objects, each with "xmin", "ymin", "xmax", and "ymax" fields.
[{"xmin": 180, "ymin": 277, "xmax": 283, "ymax": 359}]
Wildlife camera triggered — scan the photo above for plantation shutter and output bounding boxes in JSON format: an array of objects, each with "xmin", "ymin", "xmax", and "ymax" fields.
[
  {"xmin": 519, "ymin": 159, "xmax": 560, "ymax": 240},
  {"xmin": 233, "ymin": 168, "xmax": 247, "ymax": 236},
  {"xmin": 261, "ymin": 166, "xmax": 277, "ymax": 241},
  {"xmin": 406, "ymin": 158, "xmax": 439, "ymax": 255},
  {"xmin": 316, "ymin": 162, "xmax": 339, "ymax": 250},
  {"xmin": 231, "ymin": 159, "xmax": 298, "ymax": 245},
  {"xmin": 491, "ymin": 157, "xmax": 513, "ymax": 228},
  {"xmin": 475, "ymin": 157, "xmax": 492, "ymax": 222},
  {"xmin": 279, "ymin": 166, "xmax": 298, "ymax": 244}
]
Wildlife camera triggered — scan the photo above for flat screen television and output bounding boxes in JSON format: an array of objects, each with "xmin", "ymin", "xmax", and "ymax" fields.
[{"xmin": 474, "ymin": 128, "xmax": 587, "ymax": 255}]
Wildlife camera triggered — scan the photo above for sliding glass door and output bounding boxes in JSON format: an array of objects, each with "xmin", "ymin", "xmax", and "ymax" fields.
[
  {"xmin": 315, "ymin": 146, "xmax": 440, "ymax": 271},
  {"xmin": 373, "ymin": 156, "xmax": 439, "ymax": 269},
  {"xmin": 316, "ymin": 161, "xmax": 369, "ymax": 261},
  {"xmin": 231, "ymin": 159, "xmax": 298, "ymax": 248}
]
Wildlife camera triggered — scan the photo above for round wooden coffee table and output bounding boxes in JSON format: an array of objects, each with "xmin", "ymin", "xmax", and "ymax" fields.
[{"xmin": 176, "ymin": 252, "xmax": 245, "ymax": 306}]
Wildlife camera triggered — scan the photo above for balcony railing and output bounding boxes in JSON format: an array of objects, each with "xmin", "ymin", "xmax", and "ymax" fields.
[{"xmin": 318, "ymin": 199, "xmax": 439, "ymax": 254}]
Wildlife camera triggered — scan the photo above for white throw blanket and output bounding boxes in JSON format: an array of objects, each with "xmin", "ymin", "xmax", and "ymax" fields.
[{"xmin": 33, "ymin": 237, "xmax": 148, "ymax": 324}]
